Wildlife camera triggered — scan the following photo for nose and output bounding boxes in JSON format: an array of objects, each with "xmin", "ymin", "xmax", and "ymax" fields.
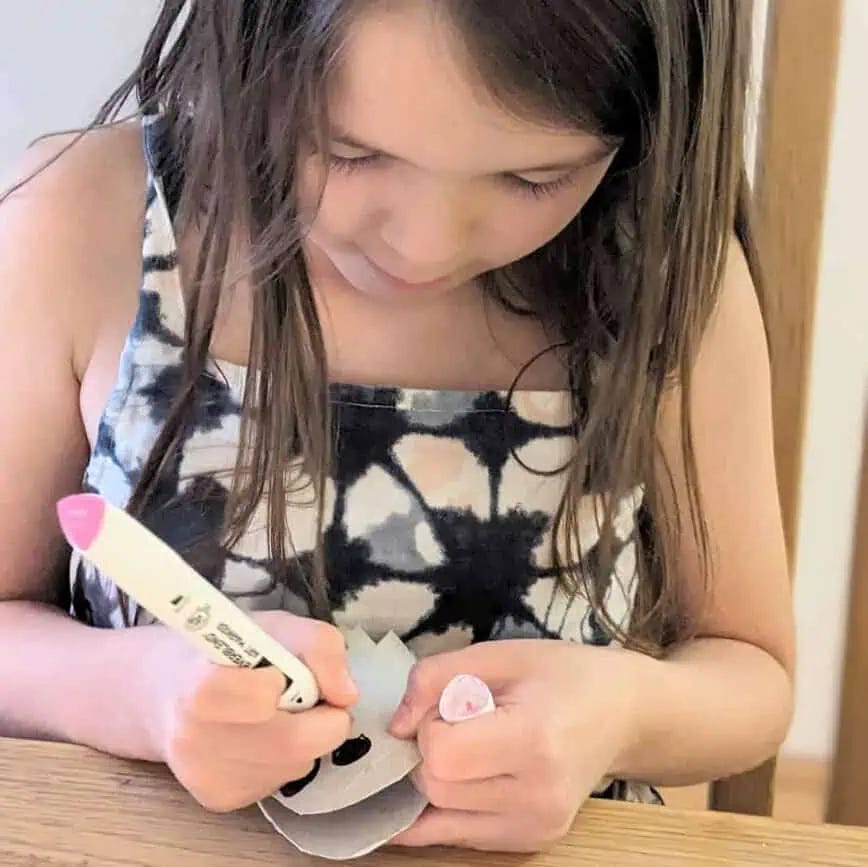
[{"xmin": 377, "ymin": 180, "xmax": 471, "ymax": 279}]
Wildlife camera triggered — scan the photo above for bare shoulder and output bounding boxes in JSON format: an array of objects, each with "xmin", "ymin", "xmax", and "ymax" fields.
[
  {"xmin": 0, "ymin": 121, "xmax": 150, "ymax": 602},
  {"xmin": 2, "ymin": 118, "xmax": 146, "ymax": 202},
  {"xmin": 700, "ymin": 235, "xmax": 767, "ymax": 371},
  {"xmin": 660, "ymin": 235, "xmax": 768, "ymax": 424},
  {"xmin": 0, "ymin": 120, "xmax": 149, "ymax": 377}
]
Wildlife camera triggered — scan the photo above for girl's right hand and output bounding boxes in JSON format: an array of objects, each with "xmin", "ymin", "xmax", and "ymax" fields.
[{"xmin": 145, "ymin": 610, "xmax": 358, "ymax": 813}]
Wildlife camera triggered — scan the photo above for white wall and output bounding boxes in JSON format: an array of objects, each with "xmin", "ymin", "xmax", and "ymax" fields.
[
  {"xmin": 0, "ymin": 2, "xmax": 160, "ymax": 167},
  {"xmin": 746, "ymin": 0, "xmax": 770, "ymax": 183},
  {"xmin": 784, "ymin": 0, "xmax": 868, "ymax": 760}
]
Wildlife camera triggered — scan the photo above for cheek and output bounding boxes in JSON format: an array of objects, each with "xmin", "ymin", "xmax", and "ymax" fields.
[
  {"xmin": 482, "ymin": 163, "xmax": 610, "ymax": 266},
  {"xmin": 477, "ymin": 170, "xmax": 606, "ymax": 269},
  {"xmin": 480, "ymin": 198, "xmax": 584, "ymax": 267},
  {"xmin": 297, "ymin": 159, "xmax": 370, "ymax": 248},
  {"xmin": 310, "ymin": 185, "xmax": 376, "ymax": 251}
]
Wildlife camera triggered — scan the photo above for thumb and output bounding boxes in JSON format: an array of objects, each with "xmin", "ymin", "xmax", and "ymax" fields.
[
  {"xmin": 252, "ymin": 611, "xmax": 359, "ymax": 708},
  {"xmin": 389, "ymin": 642, "xmax": 516, "ymax": 738}
]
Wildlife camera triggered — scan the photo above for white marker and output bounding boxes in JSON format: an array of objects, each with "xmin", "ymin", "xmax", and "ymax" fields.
[
  {"xmin": 438, "ymin": 674, "xmax": 495, "ymax": 723},
  {"xmin": 57, "ymin": 493, "xmax": 319, "ymax": 711}
]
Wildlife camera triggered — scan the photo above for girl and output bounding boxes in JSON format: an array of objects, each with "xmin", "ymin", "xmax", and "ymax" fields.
[{"xmin": 0, "ymin": 0, "xmax": 794, "ymax": 853}]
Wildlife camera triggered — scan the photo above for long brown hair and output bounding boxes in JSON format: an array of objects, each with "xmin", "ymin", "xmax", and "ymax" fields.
[{"xmin": 15, "ymin": 0, "xmax": 763, "ymax": 650}]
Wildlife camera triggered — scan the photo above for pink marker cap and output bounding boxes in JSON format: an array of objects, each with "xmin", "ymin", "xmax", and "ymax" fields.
[
  {"xmin": 57, "ymin": 494, "xmax": 106, "ymax": 552},
  {"xmin": 438, "ymin": 674, "xmax": 495, "ymax": 723}
]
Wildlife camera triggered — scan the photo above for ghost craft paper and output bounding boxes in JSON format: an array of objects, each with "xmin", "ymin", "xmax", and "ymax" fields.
[
  {"xmin": 258, "ymin": 627, "xmax": 429, "ymax": 859},
  {"xmin": 272, "ymin": 628, "xmax": 422, "ymax": 815},
  {"xmin": 261, "ymin": 777, "xmax": 428, "ymax": 860}
]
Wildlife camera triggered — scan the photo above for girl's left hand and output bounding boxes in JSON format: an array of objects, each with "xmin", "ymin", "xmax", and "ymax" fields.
[{"xmin": 387, "ymin": 639, "xmax": 647, "ymax": 852}]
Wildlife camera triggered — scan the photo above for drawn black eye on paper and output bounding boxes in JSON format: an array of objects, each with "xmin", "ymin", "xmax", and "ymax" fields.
[
  {"xmin": 332, "ymin": 735, "xmax": 372, "ymax": 766},
  {"xmin": 279, "ymin": 735, "xmax": 372, "ymax": 797},
  {"xmin": 281, "ymin": 758, "xmax": 322, "ymax": 798},
  {"xmin": 270, "ymin": 630, "xmax": 422, "ymax": 816}
]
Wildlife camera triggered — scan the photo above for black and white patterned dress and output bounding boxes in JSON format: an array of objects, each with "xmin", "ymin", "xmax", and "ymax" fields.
[{"xmin": 70, "ymin": 113, "xmax": 660, "ymax": 804}]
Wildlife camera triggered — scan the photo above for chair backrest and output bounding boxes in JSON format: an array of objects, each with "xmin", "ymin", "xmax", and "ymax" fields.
[
  {"xmin": 707, "ymin": 0, "xmax": 843, "ymax": 816},
  {"xmin": 827, "ymin": 419, "xmax": 868, "ymax": 826}
]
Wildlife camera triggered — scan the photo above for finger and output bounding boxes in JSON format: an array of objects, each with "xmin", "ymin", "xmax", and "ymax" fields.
[
  {"xmin": 252, "ymin": 611, "xmax": 359, "ymax": 707},
  {"xmin": 390, "ymin": 808, "xmax": 537, "ymax": 852},
  {"xmin": 181, "ymin": 705, "xmax": 352, "ymax": 771},
  {"xmin": 178, "ymin": 751, "xmax": 320, "ymax": 813},
  {"xmin": 389, "ymin": 642, "xmax": 535, "ymax": 737},
  {"xmin": 274, "ymin": 704, "xmax": 354, "ymax": 758},
  {"xmin": 179, "ymin": 729, "xmax": 319, "ymax": 792},
  {"xmin": 417, "ymin": 703, "xmax": 532, "ymax": 781},
  {"xmin": 187, "ymin": 663, "xmax": 289, "ymax": 724},
  {"xmin": 410, "ymin": 765, "xmax": 517, "ymax": 813}
]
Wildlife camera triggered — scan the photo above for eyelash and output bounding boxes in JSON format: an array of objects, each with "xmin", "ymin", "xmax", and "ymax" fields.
[{"xmin": 327, "ymin": 154, "xmax": 575, "ymax": 200}]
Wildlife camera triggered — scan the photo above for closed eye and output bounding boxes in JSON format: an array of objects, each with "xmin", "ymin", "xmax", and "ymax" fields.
[
  {"xmin": 327, "ymin": 153, "xmax": 578, "ymax": 200},
  {"xmin": 328, "ymin": 152, "xmax": 382, "ymax": 174},
  {"xmin": 500, "ymin": 172, "xmax": 578, "ymax": 199}
]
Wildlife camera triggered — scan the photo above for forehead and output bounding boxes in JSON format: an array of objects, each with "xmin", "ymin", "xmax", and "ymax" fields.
[{"xmin": 328, "ymin": 4, "xmax": 602, "ymax": 174}]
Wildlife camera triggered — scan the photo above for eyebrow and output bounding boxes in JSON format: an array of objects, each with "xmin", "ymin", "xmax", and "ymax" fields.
[{"xmin": 330, "ymin": 129, "xmax": 615, "ymax": 175}]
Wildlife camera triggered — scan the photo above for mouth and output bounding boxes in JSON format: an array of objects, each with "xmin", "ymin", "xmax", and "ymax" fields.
[{"xmin": 363, "ymin": 255, "xmax": 450, "ymax": 291}]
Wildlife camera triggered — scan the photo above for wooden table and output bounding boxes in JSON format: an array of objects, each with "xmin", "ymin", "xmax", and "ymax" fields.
[{"xmin": 2, "ymin": 739, "xmax": 866, "ymax": 866}]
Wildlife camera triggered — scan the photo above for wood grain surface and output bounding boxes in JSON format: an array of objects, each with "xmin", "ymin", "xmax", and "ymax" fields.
[{"xmin": 2, "ymin": 739, "xmax": 867, "ymax": 866}]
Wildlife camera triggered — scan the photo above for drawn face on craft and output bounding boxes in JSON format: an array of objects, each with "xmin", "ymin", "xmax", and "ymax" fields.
[
  {"xmin": 271, "ymin": 630, "xmax": 420, "ymax": 815},
  {"xmin": 278, "ymin": 735, "xmax": 373, "ymax": 799}
]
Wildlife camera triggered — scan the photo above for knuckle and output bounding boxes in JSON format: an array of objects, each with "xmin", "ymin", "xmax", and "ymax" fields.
[
  {"xmin": 416, "ymin": 720, "xmax": 435, "ymax": 758},
  {"xmin": 414, "ymin": 767, "xmax": 449, "ymax": 807},
  {"xmin": 247, "ymin": 678, "xmax": 282, "ymax": 722},
  {"xmin": 421, "ymin": 738, "xmax": 454, "ymax": 782},
  {"xmin": 251, "ymin": 610, "xmax": 312, "ymax": 653},
  {"xmin": 406, "ymin": 658, "xmax": 436, "ymax": 697},
  {"xmin": 311, "ymin": 622, "xmax": 346, "ymax": 658},
  {"xmin": 180, "ymin": 663, "xmax": 224, "ymax": 721}
]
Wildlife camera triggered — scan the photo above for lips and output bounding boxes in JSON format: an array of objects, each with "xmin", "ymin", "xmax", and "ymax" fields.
[{"xmin": 363, "ymin": 255, "xmax": 447, "ymax": 289}]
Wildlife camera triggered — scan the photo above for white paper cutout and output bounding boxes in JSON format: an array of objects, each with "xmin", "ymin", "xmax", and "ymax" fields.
[
  {"xmin": 270, "ymin": 628, "xmax": 421, "ymax": 815},
  {"xmin": 260, "ymin": 628, "xmax": 428, "ymax": 859},
  {"xmin": 259, "ymin": 777, "xmax": 427, "ymax": 861}
]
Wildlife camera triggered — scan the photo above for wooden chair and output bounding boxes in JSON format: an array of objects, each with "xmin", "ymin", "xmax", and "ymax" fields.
[
  {"xmin": 827, "ymin": 416, "xmax": 868, "ymax": 826},
  {"xmin": 707, "ymin": 0, "xmax": 843, "ymax": 816}
]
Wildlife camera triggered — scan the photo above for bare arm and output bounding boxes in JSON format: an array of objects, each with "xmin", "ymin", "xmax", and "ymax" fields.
[
  {"xmin": 0, "ymin": 129, "xmax": 165, "ymax": 756},
  {"xmin": 0, "ymin": 133, "xmax": 366, "ymax": 817},
  {"xmin": 0, "ymin": 603, "xmax": 175, "ymax": 758},
  {"xmin": 613, "ymin": 237, "xmax": 795, "ymax": 785}
]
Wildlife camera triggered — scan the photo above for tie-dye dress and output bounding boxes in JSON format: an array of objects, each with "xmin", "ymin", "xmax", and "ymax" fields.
[{"xmin": 69, "ymin": 113, "xmax": 660, "ymax": 804}]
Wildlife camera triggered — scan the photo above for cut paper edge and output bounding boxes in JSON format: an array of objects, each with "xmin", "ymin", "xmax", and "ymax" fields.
[{"xmin": 259, "ymin": 776, "xmax": 427, "ymax": 860}]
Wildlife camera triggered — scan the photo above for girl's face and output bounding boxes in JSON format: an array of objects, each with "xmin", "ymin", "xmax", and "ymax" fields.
[{"xmin": 299, "ymin": 5, "xmax": 616, "ymax": 302}]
